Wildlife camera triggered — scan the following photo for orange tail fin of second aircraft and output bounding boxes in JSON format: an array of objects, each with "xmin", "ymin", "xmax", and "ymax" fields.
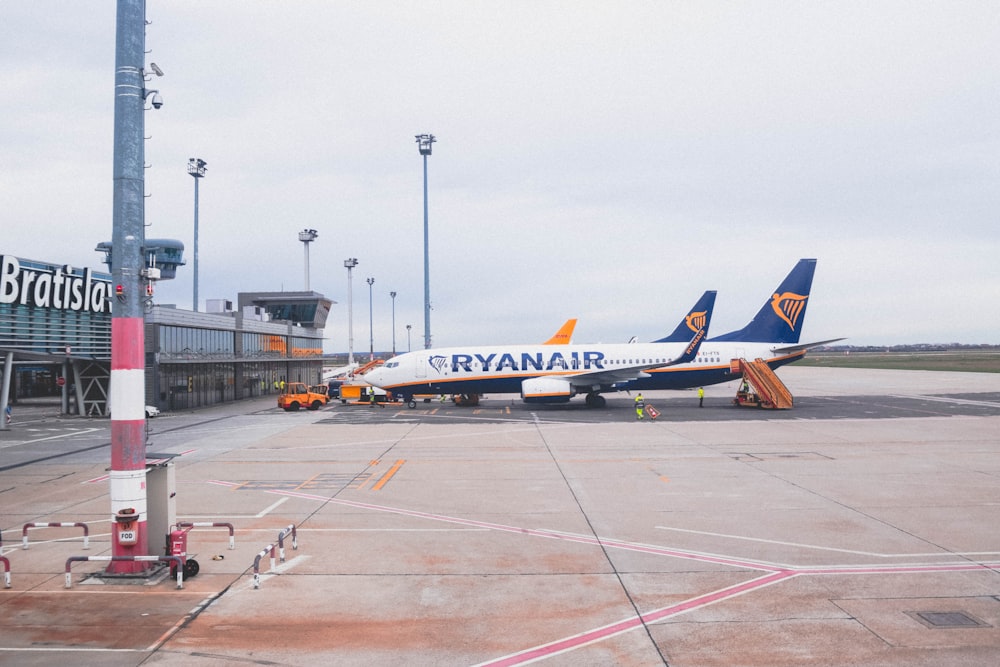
[{"xmin": 543, "ymin": 319, "xmax": 577, "ymax": 345}]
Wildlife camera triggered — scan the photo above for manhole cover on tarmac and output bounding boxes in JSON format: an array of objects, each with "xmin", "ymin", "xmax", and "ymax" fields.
[{"xmin": 908, "ymin": 611, "xmax": 991, "ymax": 628}]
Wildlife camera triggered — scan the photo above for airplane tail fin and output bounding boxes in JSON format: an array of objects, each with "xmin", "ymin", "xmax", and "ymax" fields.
[
  {"xmin": 543, "ymin": 319, "xmax": 577, "ymax": 345},
  {"xmin": 710, "ymin": 259, "xmax": 817, "ymax": 344},
  {"xmin": 653, "ymin": 291, "xmax": 717, "ymax": 343},
  {"xmin": 659, "ymin": 290, "xmax": 716, "ymax": 365}
]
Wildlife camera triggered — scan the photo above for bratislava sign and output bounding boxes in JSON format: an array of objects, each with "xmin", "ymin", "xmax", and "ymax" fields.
[{"xmin": 0, "ymin": 255, "xmax": 112, "ymax": 313}]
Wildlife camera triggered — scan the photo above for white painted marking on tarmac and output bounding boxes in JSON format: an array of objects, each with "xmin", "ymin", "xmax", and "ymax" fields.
[
  {"xmin": 233, "ymin": 554, "xmax": 311, "ymax": 592},
  {"xmin": 256, "ymin": 497, "xmax": 288, "ymax": 517},
  {"xmin": 182, "ymin": 496, "xmax": 288, "ymax": 519},
  {"xmin": 0, "ymin": 648, "xmax": 144, "ymax": 654},
  {"xmin": 295, "ymin": 527, "xmax": 489, "ymax": 532},
  {"xmin": 889, "ymin": 393, "xmax": 1000, "ymax": 408},
  {"xmin": 656, "ymin": 525, "xmax": 1000, "ymax": 558},
  {"xmin": 0, "ymin": 427, "xmax": 102, "ymax": 449}
]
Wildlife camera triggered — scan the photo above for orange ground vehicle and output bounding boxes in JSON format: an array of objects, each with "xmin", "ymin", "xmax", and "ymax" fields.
[{"xmin": 277, "ymin": 382, "xmax": 328, "ymax": 411}]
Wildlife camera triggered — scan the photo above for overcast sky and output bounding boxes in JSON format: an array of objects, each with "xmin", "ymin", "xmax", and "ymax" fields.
[{"xmin": 3, "ymin": 2, "xmax": 998, "ymax": 352}]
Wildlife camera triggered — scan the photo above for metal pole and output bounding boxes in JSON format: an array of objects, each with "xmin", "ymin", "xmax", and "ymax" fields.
[
  {"xmin": 303, "ymin": 241, "xmax": 309, "ymax": 290},
  {"xmin": 192, "ymin": 174, "xmax": 199, "ymax": 311},
  {"xmin": 416, "ymin": 133, "xmax": 435, "ymax": 349},
  {"xmin": 299, "ymin": 229, "xmax": 317, "ymax": 291},
  {"xmin": 390, "ymin": 291, "xmax": 397, "ymax": 356},
  {"xmin": 0, "ymin": 352, "xmax": 12, "ymax": 432},
  {"xmin": 422, "ymin": 152, "xmax": 430, "ymax": 349},
  {"xmin": 109, "ymin": 0, "xmax": 149, "ymax": 572},
  {"xmin": 367, "ymin": 277, "xmax": 375, "ymax": 362},
  {"xmin": 188, "ymin": 158, "xmax": 206, "ymax": 311},
  {"xmin": 345, "ymin": 258, "xmax": 357, "ymax": 366}
]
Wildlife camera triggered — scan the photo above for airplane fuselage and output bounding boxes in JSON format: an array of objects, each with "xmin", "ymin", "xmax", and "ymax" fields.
[
  {"xmin": 365, "ymin": 340, "xmax": 697, "ymax": 402},
  {"xmin": 364, "ymin": 340, "xmax": 803, "ymax": 403}
]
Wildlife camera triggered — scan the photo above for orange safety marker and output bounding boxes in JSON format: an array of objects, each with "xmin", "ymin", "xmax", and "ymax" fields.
[{"xmin": 645, "ymin": 405, "xmax": 660, "ymax": 420}]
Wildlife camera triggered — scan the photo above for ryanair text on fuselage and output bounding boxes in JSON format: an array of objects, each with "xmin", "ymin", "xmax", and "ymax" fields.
[{"xmin": 433, "ymin": 349, "xmax": 606, "ymax": 374}]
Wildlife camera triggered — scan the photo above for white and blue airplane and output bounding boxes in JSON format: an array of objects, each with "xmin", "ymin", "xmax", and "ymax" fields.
[
  {"xmin": 366, "ymin": 260, "xmax": 843, "ymax": 409},
  {"xmin": 363, "ymin": 291, "xmax": 716, "ymax": 408}
]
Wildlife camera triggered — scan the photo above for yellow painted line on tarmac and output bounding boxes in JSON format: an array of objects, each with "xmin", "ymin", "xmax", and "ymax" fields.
[
  {"xmin": 295, "ymin": 473, "xmax": 320, "ymax": 490},
  {"xmin": 354, "ymin": 471, "xmax": 377, "ymax": 491},
  {"xmin": 372, "ymin": 459, "xmax": 406, "ymax": 491}
]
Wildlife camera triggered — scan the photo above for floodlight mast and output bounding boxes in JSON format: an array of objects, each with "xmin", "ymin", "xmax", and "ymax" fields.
[
  {"xmin": 187, "ymin": 158, "xmax": 207, "ymax": 311},
  {"xmin": 367, "ymin": 277, "xmax": 375, "ymax": 362},
  {"xmin": 344, "ymin": 258, "xmax": 358, "ymax": 366},
  {"xmin": 415, "ymin": 133, "xmax": 435, "ymax": 349}
]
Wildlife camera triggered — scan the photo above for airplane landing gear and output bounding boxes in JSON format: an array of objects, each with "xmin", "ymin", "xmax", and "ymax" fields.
[{"xmin": 585, "ymin": 392, "xmax": 606, "ymax": 408}]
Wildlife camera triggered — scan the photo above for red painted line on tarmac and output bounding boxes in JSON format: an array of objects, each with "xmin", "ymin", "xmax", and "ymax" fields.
[{"xmin": 477, "ymin": 571, "xmax": 798, "ymax": 667}]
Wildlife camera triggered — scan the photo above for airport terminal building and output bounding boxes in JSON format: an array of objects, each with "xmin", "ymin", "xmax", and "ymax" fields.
[{"xmin": 1, "ymin": 253, "xmax": 331, "ymax": 417}]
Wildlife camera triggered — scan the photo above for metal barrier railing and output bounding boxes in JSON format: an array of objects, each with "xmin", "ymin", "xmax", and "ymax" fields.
[
  {"xmin": 277, "ymin": 524, "xmax": 297, "ymax": 562},
  {"xmin": 175, "ymin": 521, "xmax": 236, "ymax": 550},
  {"xmin": 252, "ymin": 524, "xmax": 300, "ymax": 589},
  {"xmin": 252, "ymin": 544, "xmax": 276, "ymax": 589},
  {"xmin": 23, "ymin": 522, "xmax": 90, "ymax": 550}
]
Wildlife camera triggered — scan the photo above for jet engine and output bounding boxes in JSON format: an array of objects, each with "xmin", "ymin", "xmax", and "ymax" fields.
[{"xmin": 520, "ymin": 377, "xmax": 575, "ymax": 403}]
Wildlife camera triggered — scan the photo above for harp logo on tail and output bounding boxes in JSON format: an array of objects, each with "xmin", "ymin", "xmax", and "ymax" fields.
[
  {"xmin": 771, "ymin": 292, "xmax": 808, "ymax": 331},
  {"xmin": 685, "ymin": 310, "xmax": 708, "ymax": 333}
]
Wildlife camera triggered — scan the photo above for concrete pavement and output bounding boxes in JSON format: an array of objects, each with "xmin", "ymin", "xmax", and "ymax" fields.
[{"xmin": 1, "ymin": 366, "xmax": 999, "ymax": 666}]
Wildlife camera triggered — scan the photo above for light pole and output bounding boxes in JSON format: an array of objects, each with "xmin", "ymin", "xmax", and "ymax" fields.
[
  {"xmin": 415, "ymin": 133, "xmax": 435, "ymax": 349},
  {"xmin": 366, "ymin": 277, "xmax": 375, "ymax": 362},
  {"xmin": 298, "ymin": 229, "xmax": 317, "ymax": 290},
  {"xmin": 389, "ymin": 291, "xmax": 397, "ymax": 356},
  {"xmin": 406, "ymin": 324, "xmax": 412, "ymax": 352},
  {"xmin": 187, "ymin": 158, "xmax": 207, "ymax": 311},
  {"xmin": 344, "ymin": 258, "xmax": 358, "ymax": 366}
]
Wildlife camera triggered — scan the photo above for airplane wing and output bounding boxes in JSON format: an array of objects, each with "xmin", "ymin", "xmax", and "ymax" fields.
[
  {"xmin": 561, "ymin": 341, "xmax": 700, "ymax": 390},
  {"xmin": 564, "ymin": 290, "xmax": 716, "ymax": 387},
  {"xmin": 771, "ymin": 337, "xmax": 846, "ymax": 355}
]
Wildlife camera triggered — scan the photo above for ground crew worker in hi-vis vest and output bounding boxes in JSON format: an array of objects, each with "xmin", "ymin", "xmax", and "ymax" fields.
[
  {"xmin": 635, "ymin": 393, "xmax": 645, "ymax": 420},
  {"xmin": 698, "ymin": 387, "xmax": 705, "ymax": 407}
]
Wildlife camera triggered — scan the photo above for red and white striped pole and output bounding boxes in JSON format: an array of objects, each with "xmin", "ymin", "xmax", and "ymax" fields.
[{"xmin": 107, "ymin": 0, "xmax": 150, "ymax": 573}]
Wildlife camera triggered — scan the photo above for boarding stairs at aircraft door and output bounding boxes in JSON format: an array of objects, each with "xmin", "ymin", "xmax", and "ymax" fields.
[
  {"xmin": 731, "ymin": 358, "xmax": 793, "ymax": 409},
  {"xmin": 352, "ymin": 359, "xmax": 384, "ymax": 377}
]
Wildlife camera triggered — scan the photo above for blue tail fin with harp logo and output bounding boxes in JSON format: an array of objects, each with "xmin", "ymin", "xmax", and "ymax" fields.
[
  {"xmin": 710, "ymin": 259, "xmax": 817, "ymax": 344},
  {"xmin": 653, "ymin": 291, "xmax": 717, "ymax": 343}
]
